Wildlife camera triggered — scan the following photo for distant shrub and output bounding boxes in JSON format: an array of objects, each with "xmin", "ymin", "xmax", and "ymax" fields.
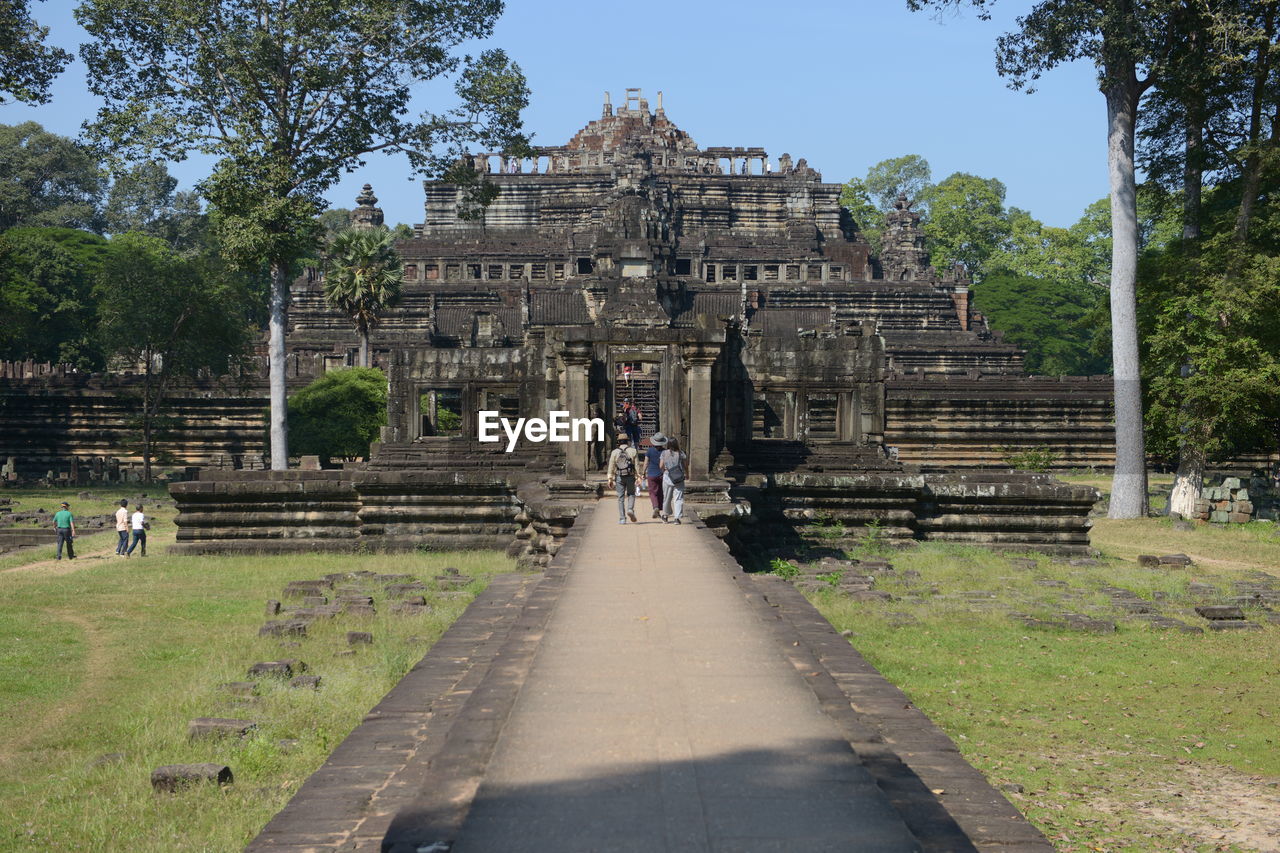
[{"xmin": 1001, "ymin": 446, "xmax": 1061, "ymax": 472}]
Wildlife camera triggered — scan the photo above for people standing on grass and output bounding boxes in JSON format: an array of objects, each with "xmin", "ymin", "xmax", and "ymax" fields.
[
  {"xmin": 660, "ymin": 437, "xmax": 688, "ymax": 524},
  {"xmin": 114, "ymin": 499, "xmax": 130, "ymax": 555},
  {"xmin": 607, "ymin": 433, "xmax": 640, "ymax": 525},
  {"xmin": 645, "ymin": 432, "xmax": 667, "ymax": 519},
  {"xmin": 53, "ymin": 501, "xmax": 76, "ymax": 560},
  {"xmin": 126, "ymin": 503, "xmax": 148, "ymax": 556}
]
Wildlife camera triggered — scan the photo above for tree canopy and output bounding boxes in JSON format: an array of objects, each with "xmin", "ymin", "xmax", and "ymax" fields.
[
  {"xmin": 0, "ymin": 122, "xmax": 105, "ymax": 232},
  {"xmin": 287, "ymin": 368, "xmax": 388, "ymax": 465},
  {"xmin": 0, "ymin": 0, "xmax": 71, "ymax": 105}
]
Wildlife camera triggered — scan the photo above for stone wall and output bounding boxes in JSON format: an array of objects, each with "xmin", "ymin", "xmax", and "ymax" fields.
[
  {"xmin": 1189, "ymin": 475, "xmax": 1280, "ymax": 523},
  {"xmin": 884, "ymin": 374, "xmax": 1116, "ymax": 469}
]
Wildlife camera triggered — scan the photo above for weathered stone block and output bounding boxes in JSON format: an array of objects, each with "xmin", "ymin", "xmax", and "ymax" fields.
[
  {"xmin": 152, "ymin": 763, "xmax": 233, "ymax": 793},
  {"xmin": 1195, "ymin": 605, "xmax": 1244, "ymax": 620},
  {"xmin": 346, "ymin": 631, "xmax": 373, "ymax": 645},
  {"xmin": 1228, "ymin": 512, "xmax": 1251, "ymax": 523},
  {"xmin": 289, "ymin": 675, "xmax": 321, "ymax": 689},
  {"xmin": 302, "ymin": 595, "xmax": 328, "ymax": 606},
  {"xmin": 344, "ymin": 604, "xmax": 376, "ymax": 617},
  {"xmin": 264, "ymin": 599, "xmax": 281, "ymax": 616},
  {"xmin": 188, "ymin": 718, "xmax": 256, "ymax": 740},
  {"xmin": 390, "ymin": 602, "xmax": 427, "ymax": 616},
  {"xmin": 247, "ymin": 660, "xmax": 304, "ymax": 678},
  {"xmin": 1158, "ymin": 554, "xmax": 1193, "ymax": 566},
  {"xmin": 1207, "ymin": 620, "xmax": 1260, "ymax": 631},
  {"xmin": 1137, "ymin": 555, "xmax": 1161, "ymax": 567},
  {"xmin": 258, "ymin": 620, "xmax": 308, "ymax": 638}
]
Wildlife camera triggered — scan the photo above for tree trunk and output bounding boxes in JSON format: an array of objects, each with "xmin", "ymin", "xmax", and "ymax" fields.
[
  {"xmin": 142, "ymin": 350, "xmax": 153, "ymax": 484},
  {"xmin": 359, "ymin": 330, "xmax": 370, "ymax": 368},
  {"xmin": 1105, "ymin": 78, "xmax": 1149, "ymax": 519},
  {"xmin": 1169, "ymin": 436, "xmax": 1206, "ymax": 520},
  {"xmin": 1182, "ymin": 103, "xmax": 1202, "ymax": 242},
  {"xmin": 268, "ymin": 260, "xmax": 290, "ymax": 469}
]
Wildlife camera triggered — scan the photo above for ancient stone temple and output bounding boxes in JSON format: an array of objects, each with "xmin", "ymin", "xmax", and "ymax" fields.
[{"xmin": 165, "ymin": 90, "xmax": 1108, "ymax": 557}]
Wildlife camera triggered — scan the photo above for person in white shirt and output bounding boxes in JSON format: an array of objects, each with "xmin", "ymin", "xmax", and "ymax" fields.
[
  {"xmin": 114, "ymin": 499, "xmax": 130, "ymax": 556},
  {"xmin": 126, "ymin": 504, "xmax": 147, "ymax": 557}
]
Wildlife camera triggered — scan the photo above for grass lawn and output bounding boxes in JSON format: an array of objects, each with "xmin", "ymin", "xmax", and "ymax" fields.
[
  {"xmin": 0, "ymin": 487, "xmax": 515, "ymax": 851},
  {"xmin": 804, "ymin": 476, "xmax": 1280, "ymax": 852}
]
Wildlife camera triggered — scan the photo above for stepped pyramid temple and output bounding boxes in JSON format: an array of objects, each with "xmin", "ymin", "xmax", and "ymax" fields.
[{"xmin": 2, "ymin": 90, "xmax": 1117, "ymax": 556}]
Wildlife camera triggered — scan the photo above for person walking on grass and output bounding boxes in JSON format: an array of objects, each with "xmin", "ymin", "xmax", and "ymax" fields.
[
  {"xmin": 114, "ymin": 499, "xmax": 130, "ymax": 555},
  {"xmin": 53, "ymin": 501, "xmax": 76, "ymax": 560},
  {"xmin": 660, "ymin": 437, "xmax": 688, "ymax": 524},
  {"xmin": 126, "ymin": 503, "xmax": 148, "ymax": 556},
  {"xmin": 645, "ymin": 432, "xmax": 668, "ymax": 518},
  {"xmin": 607, "ymin": 433, "xmax": 640, "ymax": 525}
]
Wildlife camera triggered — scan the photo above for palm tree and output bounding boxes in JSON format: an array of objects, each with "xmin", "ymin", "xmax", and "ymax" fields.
[{"xmin": 323, "ymin": 227, "xmax": 403, "ymax": 367}]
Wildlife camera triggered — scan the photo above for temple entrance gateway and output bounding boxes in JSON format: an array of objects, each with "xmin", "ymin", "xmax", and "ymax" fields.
[{"xmin": 614, "ymin": 361, "xmax": 659, "ymax": 443}]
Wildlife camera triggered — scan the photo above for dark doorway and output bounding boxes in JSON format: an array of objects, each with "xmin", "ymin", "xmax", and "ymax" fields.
[{"xmin": 615, "ymin": 362, "xmax": 660, "ymax": 443}]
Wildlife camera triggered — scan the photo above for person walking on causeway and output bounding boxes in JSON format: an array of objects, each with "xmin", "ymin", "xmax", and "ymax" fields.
[
  {"xmin": 607, "ymin": 433, "xmax": 640, "ymax": 525},
  {"xmin": 660, "ymin": 437, "xmax": 688, "ymax": 524},
  {"xmin": 645, "ymin": 432, "xmax": 668, "ymax": 518}
]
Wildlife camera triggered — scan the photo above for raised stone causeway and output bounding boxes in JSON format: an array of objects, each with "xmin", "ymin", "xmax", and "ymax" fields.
[{"xmin": 247, "ymin": 505, "xmax": 1050, "ymax": 852}]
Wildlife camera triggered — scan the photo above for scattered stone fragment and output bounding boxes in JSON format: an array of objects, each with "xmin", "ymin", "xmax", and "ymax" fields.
[
  {"xmin": 283, "ymin": 580, "xmax": 331, "ymax": 598},
  {"xmin": 1069, "ymin": 558, "xmax": 1103, "ymax": 567},
  {"xmin": 222, "ymin": 682, "xmax": 257, "ymax": 698},
  {"xmin": 385, "ymin": 582, "xmax": 429, "ymax": 597},
  {"xmin": 1187, "ymin": 582, "xmax": 1217, "ymax": 598},
  {"xmin": 259, "ymin": 620, "xmax": 308, "ymax": 638},
  {"xmin": 347, "ymin": 631, "xmax": 373, "ymax": 646},
  {"xmin": 337, "ymin": 594, "xmax": 374, "ymax": 606},
  {"xmin": 289, "ymin": 675, "xmax": 321, "ymax": 689},
  {"xmin": 1137, "ymin": 555, "xmax": 1161, "ymax": 568},
  {"xmin": 248, "ymin": 660, "xmax": 304, "ymax": 678},
  {"xmin": 151, "ymin": 764, "xmax": 233, "ymax": 793},
  {"xmin": 1133, "ymin": 614, "xmax": 1203, "ymax": 633},
  {"xmin": 1159, "ymin": 554, "xmax": 1193, "ymax": 567},
  {"xmin": 1001, "ymin": 783, "xmax": 1025, "ymax": 794},
  {"xmin": 188, "ymin": 718, "xmax": 256, "ymax": 740},
  {"xmin": 303, "ymin": 595, "xmax": 328, "ymax": 606},
  {"xmin": 1195, "ymin": 605, "xmax": 1245, "ymax": 621},
  {"xmin": 91, "ymin": 752, "xmax": 126, "ymax": 767},
  {"xmin": 265, "ymin": 599, "xmax": 281, "ymax": 616},
  {"xmin": 1206, "ymin": 620, "xmax": 1261, "ymax": 631},
  {"xmin": 391, "ymin": 602, "xmax": 428, "ymax": 616},
  {"xmin": 1060, "ymin": 614, "xmax": 1117, "ymax": 633}
]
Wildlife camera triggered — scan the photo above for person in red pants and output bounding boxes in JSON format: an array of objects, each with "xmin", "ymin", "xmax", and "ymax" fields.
[{"xmin": 645, "ymin": 432, "xmax": 668, "ymax": 519}]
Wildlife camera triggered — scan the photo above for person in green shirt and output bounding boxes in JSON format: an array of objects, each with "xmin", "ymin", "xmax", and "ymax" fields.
[{"xmin": 53, "ymin": 501, "xmax": 76, "ymax": 560}]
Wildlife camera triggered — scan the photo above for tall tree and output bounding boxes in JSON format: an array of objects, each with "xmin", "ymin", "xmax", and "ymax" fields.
[
  {"xmin": 0, "ymin": 0, "xmax": 71, "ymax": 105},
  {"xmin": 0, "ymin": 122, "xmax": 105, "ymax": 232},
  {"xmin": 0, "ymin": 226, "xmax": 109, "ymax": 367},
  {"xmin": 96, "ymin": 233, "xmax": 251, "ymax": 481},
  {"xmin": 907, "ymin": 0, "xmax": 1184, "ymax": 518},
  {"xmin": 323, "ymin": 227, "xmax": 402, "ymax": 368},
  {"xmin": 840, "ymin": 155, "xmax": 934, "ymax": 253},
  {"xmin": 920, "ymin": 171, "xmax": 1009, "ymax": 276},
  {"xmin": 78, "ymin": 0, "xmax": 528, "ymax": 469}
]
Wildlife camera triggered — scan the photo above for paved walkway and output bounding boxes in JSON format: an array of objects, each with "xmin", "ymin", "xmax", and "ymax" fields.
[{"xmin": 449, "ymin": 502, "xmax": 919, "ymax": 852}]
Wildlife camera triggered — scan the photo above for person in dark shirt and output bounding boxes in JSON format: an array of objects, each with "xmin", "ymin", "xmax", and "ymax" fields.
[{"xmin": 645, "ymin": 432, "xmax": 668, "ymax": 519}]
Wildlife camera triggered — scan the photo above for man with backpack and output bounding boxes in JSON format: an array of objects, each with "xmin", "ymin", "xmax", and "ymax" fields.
[{"xmin": 607, "ymin": 432, "xmax": 640, "ymax": 524}]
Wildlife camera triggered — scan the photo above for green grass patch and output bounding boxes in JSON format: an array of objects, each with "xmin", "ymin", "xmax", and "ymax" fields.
[
  {"xmin": 807, "ymin": 526, "xmax": 1280, "ymax": 850},
  {"xmin": 0, "ymin": 542, "xmax": 515, "ymax": 851}
]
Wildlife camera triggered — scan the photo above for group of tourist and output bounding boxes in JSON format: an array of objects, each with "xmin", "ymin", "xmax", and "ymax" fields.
[
  {"xmin": 51, "ymin": 499, "xmax": 149, "ymax": 560},
  {"xmin": 607, "ymin": 430, "xmax": 687, "ymax": 525}
]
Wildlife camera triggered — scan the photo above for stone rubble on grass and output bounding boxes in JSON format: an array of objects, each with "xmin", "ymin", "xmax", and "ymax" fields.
[
  {"xmin": 346, "ymin": 631, "xmax": 373, "ymax": 646},
  {"xmin": 289, "ymin": 675, "xmax": 321, "ymax": 689},
  {"xmin": 151, "ymin": 763, "xmax": 233, "ymax": 793},
  {"xmin": 188, "ymin": 718, "xmax": 256, "ymax": 740},
  {"xmin": 248, "ymin": 660, "xmax": 304, "ymax": 679}
]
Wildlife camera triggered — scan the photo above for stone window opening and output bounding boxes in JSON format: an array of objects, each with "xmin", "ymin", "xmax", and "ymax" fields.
[
  {"xmin": 723, "ymin": 265, "xmax": 737, "ymax": 281},
  {"xmin": 403, "ymin": 264, "xmax": 419, "ymax": 281},
  {"xmin": 786, "ymin": 265, "xmax": 800, "ymax": 281},
  {"xmin": 553, "ymin": 262, "xmax": 566, "ymax": 280},
  {"xmin": 466, "ymin": 263, "xmax": 481, "ymax": 280},
  {"xmin": 425, "ymin": 263, "xmax": 439, "ymax": 280},
  {"xmin": 807, "ymin": 264, "xmax": 822, "ymax": 281},
  {"xmin": 705, "ymin": 265, "xmax": 717, "ymax": 283},
  {"xmin": 487, "ymin": 264, "xmax": 503, "ymax": 280},
  {"xmin": 675, "ymin": 258, "xmax": 692, "ymax": 276},
  {"xmin": 531, "ymin": 263, "xmax": 547, "ymax": 279},
  {"xmin": 576, "ymin": 257, "xmax": 594, "ymax": 275},
  {"xmin": 419, "ymin": 388, "xmax": 463, "ymax": 437},
  {"xmin": 744, "ymin": 265, "xmax": 758, "ymax": 281},
  {"xmin": 830, "ymin": 265, "xmax": 843, "ymax": 281},
  {"xmin": 509, "ymin": 264, "xmax": 524, "ymax": 280},
  {"xmin": 764, "ymin": 265, "xmax": 779, "ymax": 281}
]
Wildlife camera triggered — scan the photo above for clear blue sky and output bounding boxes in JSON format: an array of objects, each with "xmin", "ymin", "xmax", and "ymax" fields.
[{"xmin": 3, "ymin": 0, "xmax": 1109, "ymax": 229}]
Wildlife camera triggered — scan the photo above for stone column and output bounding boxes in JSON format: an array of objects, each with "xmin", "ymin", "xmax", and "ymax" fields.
[
  {"xmin": 683, "ymin": 343, "xmax": 719, "ymax": 481},
  {"xmin": 561, "ymin": 342, "xmax": 593, "ymax": 481}
]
